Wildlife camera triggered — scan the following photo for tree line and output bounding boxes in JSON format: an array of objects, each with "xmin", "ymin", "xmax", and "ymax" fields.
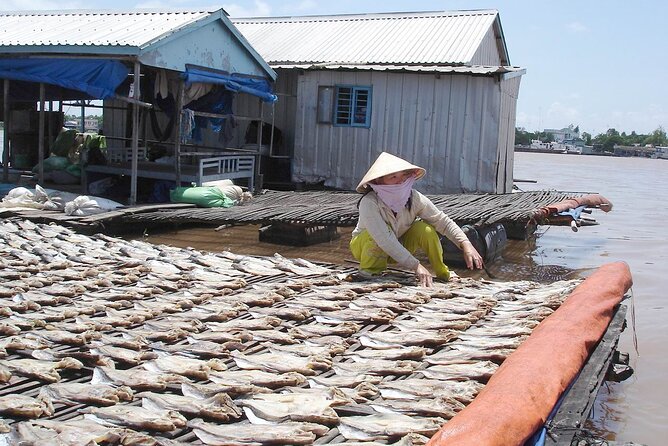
[{"xmin": 515, "ymin": 126, "xmax": 668, "ymax": 151}]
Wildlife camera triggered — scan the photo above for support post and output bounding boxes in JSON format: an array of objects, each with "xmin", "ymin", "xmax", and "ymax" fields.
[
  {"xmin": 38, "ymin": 83, "xmax": 45, "ymax": 185},
  {"xmin": 129, "ymin": 61, "xmax": 141, "ymax": 205},
  {"xmin": 174, "ymin": 80, "xmax": 184, "ymax": 188},
  {"xmin": 2, "ymin": 79, "xmax": 9, "ymax": 183}
]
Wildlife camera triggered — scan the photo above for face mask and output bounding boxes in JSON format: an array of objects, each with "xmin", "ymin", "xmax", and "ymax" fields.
[{"xmin": 369, "ymin": 176, "xmax": 416, "ymax": 213}]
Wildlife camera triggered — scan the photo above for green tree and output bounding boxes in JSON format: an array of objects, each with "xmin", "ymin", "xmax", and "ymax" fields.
[
  {"xmin": 582, "ymin": 132, "xmax": 592, "ymax": 145},
  {"xmin": 643, "ymin": 127, "xmax": 667, "ymax": 146}
]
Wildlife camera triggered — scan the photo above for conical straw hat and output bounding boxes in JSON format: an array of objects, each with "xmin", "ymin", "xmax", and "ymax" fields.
[{"xmin": 356, "ymin": 152, "xmax": 426, "ymax": 193}]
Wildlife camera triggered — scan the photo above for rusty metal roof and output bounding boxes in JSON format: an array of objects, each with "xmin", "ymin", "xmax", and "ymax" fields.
[{"xmin": 233, "ymin": 10, "xmax": 506, "ymax": 66}]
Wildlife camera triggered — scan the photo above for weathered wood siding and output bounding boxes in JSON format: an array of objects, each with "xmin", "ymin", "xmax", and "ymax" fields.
[
  {"xmin": 497, "ymin": 75, "xmax": 522, "ymax": 192},
  {"xmin": 289, "ymin": 69, "xmax": 509, "ymax": 194}
]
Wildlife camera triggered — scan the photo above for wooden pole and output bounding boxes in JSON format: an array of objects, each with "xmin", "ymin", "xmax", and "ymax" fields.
[
  {"xmin": 174, "ymin": 79, "xmax": 184, "ymax": 187},
  {"xmin": 2, "ymin": 79, "xmax": 9, "ymax": 183},
  {"xmin": 38, "ymin": 83, "xmax": 45, "ymax": 185},
  {"xmin": 129, "ymin": 61, "xmax": 141, "ymax": 205}
]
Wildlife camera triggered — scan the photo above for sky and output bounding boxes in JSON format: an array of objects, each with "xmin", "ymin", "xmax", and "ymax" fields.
[{"xmin": 2, "ymin": 0, "xmax": 667, "ymax": 136}]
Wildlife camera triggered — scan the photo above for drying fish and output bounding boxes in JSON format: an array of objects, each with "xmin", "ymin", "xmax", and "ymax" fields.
[
  {"xmin": 0, "ymin": 418, "xmax": 8, "ymax": 433},
  {"xmin": 26, "ymin": 329, "xmax": 97, "ymax": 346},
  {"xmin": 411, "ymin": 309, "xmax": 488, "ymax": 323},
  {"xmin": 270, "ymin": 253, "xmax": 324, "ymax": 276},
  {"xmin": 0, "ymin": 394, "xmax": 53, "ymax": 418},
  {"xmin": 1, "ymin": 297, "xmax": 41, "ymax": 312},
  {"xmin": 91, "ymin": 344, "xmax": 158, "ymax": 366},
  {"xmin": 208, "ymin": 369, "xmax": 307, "ymax": 389},
  {"xmin": 31, "ymin": 347, "xmax": 102, "ymax": 366},
  {"xmin": 392, "ymin": 318, "xmax": 472, "ymax": 332},
  {"xmin": 186, "ymin": 267, "xmax": 243, "ymax": 284},
  {"xmin": 0, "ymin": 335, "xmax": 50, "ymax": 352},
  {"xmin": 14, "ymin": 291, "xmax": 72, "ymax": 306},
  {"xmin": 290, "ymin": 256, "xmax": 334, "ymax": 274},
  {"xmin": 308, "ymin": 373, "xmax": 382, "ymax": 388},
  {"xmin": 464, "ymin": 324, "xmax": 534, "ymax": 338},
  {"xmin": 85, "ymin": 405, "xmax": 187, "ymax": 432},
  {"xmin": 425, "ymin": 344, "xmax": 515, "ymax": 364},
  {"xmin": 296, "ymin": 322, "xmax": 360, "ymax": 337},
  {"xmin": 144, "ymin": 355, "xmax": 227, "ymax": 380},
  {"xmin": 0, "ymin": 357, "xmax": 83, "ymax": 382},
  {"xmin": 44, "ymin": 320, "xmax": 98, "ymax": 333},
  {"xmin": 119, "ymin": 327, "xmax": 190, "ymax": 342},
  {"xmin": 151, "ymin": 339, "xmax": 244, "ymax": 358},
  {"xmin": 226, "ymin": 291, "xmax": 284, "ymax": 307},
  {"xmin": 0, "ymin": 364, "xmax": 11, "ymax": 383},
  {"xmin": 456, "ymin": 334, "xmax": 524, "ymax": 350},
  {"xmin": 327, "ymin": 433, "xmax": 430, "ymax": 446},
  {"xmin": 314, "ymin": 308, "xmax": 396, "ymax": 324},
  {"xmin": 189, "ymin": 418, "xmax": 318, "ymax": 445},
  {"xmin": 251, "ymin": 329, "xmax": 303, "ymax": 345},
  {"xmin": 268, "ymin": 341, "xmax": 345, "ymax": 357},
  {"xmin": 250, "ymin": 306, "xmax": 312, "ymax": 321},
  {"xmin": 345, "ymin": 346, "xmax": 427, "ymax": 361},
  {"xmin": 284, "ymin": 296, "xmax": 348, "ymax": 312},
  {"xmin": 14, "ymin": 306, "xmax": 80, "ymax": 323},
  {"xmin": 378, "ymin": 378, "xmax": 483, "ymax": 404},
  {"xmin": 303, "ymin": 335, "xmax": 352, "ymax": 349},
  {"xmin": 182, "ymin": 381, "xmax": 270, "ymax": 399},
  {"xmin": 238, "ymin": 388, "xmax": 347, "ymax": 425},
  {"xmin": 144, "ymin": 317, "xmax": 205, "ymax": 333},
  {"xmin": 349, "ymin": 298, "xmax": 418, "ymax": 314},
  {"xmin": 134, "ymin": 299, "xmax": 184, "ymax": 315},
  {"xmin": 370, "ymin": 397, "xmax": 465, "ymax": 419},
  {"xmin": 0, "ymin": 322, "xmax": 21, "ymax": 336},
  {"xmin": 232, "ymin": 351, "xmax": 331, "ymax": 375},
  {"xmin": 233, "ymin": 258, "xmax": 282, "ymax": 276},
  {"xmin": 38, "ymin": 382, "xmax": 133, "ymax": 406},
  {"xmin": 359, "ymin": 329, "xmax": 459, "ymax": 348},
  {"xmin": 179, "ymin": 303, "xmax": 248, "ymax": 322},
  {"xmin": 421, "ymin": 361, "xmax": 499, "ymax": 382},
  {"xmin": 338, "ymin": 413, "xmax": 444, "ymax": 441},
  {"xmin": 97, "ymin": 333, "xmax": 149, "ymax": 351},
  {"xmin": 333, "ymin": 359, "xmax": 419, "ymax": 377},
  {"xmin": 92, "ymin": 366, "xmax": 188, "ymax": 391},
  {"xmin": 139, "ymin": 391, "xmax": 242, "ymax": 422},
  {"xmin": 208, "ymin": 315, "xmax": 282, "ymax": 331}
]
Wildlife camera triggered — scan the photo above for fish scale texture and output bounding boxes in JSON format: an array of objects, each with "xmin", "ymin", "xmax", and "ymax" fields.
[{"xmin": 426, "ymin": 261, "xmax": 633, "ymax": 446}]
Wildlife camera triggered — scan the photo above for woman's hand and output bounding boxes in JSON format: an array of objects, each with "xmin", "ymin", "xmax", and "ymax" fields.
[
  {"xmin": 462, "ymin": 241, "xmax": 484, "ymax": 270},
  {"xmin": 415, "ymin": 263, "xmax": 434, "ymax": 287}
]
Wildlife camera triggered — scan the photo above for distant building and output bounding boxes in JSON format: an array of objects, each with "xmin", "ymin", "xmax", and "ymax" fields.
[{"xmin": 544, "ymin": 126, "xmax": 580, "ymax": 143}]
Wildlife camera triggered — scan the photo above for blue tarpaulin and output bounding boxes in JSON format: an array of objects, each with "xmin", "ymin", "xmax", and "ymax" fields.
[
  {"xmin": 183, "ymin": 66, "xmax": 277, "ymax": 103},
  {"xmin": 0, "ymin": 58, "xmax": 129, "ymax": 99}
]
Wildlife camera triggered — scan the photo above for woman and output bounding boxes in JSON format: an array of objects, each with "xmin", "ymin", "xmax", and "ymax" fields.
[{"xmin": 350, "ymin": 152, "xmax": 484, "ymax": 287}]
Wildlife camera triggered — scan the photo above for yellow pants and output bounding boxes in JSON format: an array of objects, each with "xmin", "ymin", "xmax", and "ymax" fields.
[{"xmin": 350, "ymin": 220, "xmax": 450, "ymax": 280}]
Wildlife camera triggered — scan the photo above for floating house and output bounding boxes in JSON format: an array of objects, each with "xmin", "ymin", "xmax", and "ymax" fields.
[
  {"xmin": 233, "ymin": 10, "xmax": 525, "ymax": 193},
  {"xmin": 0, "ymin": 9, "xmax": 277, "ymax": 204}
]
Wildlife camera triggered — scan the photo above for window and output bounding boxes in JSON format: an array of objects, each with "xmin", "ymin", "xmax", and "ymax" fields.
[{"xmin": 334, "ymin": 86, "xmax": 372, "ymax": 127}]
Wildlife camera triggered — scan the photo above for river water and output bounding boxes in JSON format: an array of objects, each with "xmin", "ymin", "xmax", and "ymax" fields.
[{"xmin": 134, "ymin": 151, "xmax": 666, "ymax": 444}]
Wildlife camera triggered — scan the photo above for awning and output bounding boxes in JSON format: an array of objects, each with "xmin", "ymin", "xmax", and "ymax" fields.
[
  {"xmin": 183, "ymin": 66, "xmax": 277, "ymax": 103},
  {"xmin": 0, "ymin": 58, "xmax": 129, "ymax": 99}
]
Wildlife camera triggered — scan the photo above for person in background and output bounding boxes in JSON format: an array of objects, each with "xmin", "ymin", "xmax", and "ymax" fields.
[{"xmin": 350, "ymin": 152, "xmax": 484, "ymax": 287}]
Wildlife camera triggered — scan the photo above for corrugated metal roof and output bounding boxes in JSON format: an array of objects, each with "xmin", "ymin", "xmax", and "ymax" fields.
[
  {"xmin": 233, "ymin": 10, "xmax": 502, "ymax": 66},
  {"xmin": 271, "ymin": 63, "xmax": 524, "ymax": 75},
  {"xmin": 0, "ymin": 9, "xmax": 214, "ymax": 51}
]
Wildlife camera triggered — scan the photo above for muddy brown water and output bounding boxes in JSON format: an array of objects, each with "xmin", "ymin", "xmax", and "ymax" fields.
[{"xmin": 137, "ymin": 152, "xmax": 666, "ymax": 444}]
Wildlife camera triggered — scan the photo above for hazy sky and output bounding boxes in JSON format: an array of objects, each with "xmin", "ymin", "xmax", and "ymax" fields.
[{"xmin": 3, "ymin": 0, "xmax": 666, "ymax": 136}]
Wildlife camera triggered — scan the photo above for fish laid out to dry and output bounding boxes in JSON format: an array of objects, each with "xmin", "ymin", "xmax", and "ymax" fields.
[
  {"xmin": 0, "ymin": 357, "xmax": 83, "ymax": 383},
  {"xmin": 249, "ymin": 306, "xmax": 312, "ymax": 321},
  {"xmin": 25, "ymin": 329, "xmax": 97, "ymax": 346},
  {"xmin": 289, "ymin": 382, "xmax": 378, "ymax": 404},
  {"xmin": 143, "ymin": 355, "xmax": 227, "ymax": 380},
  {"xmin": 359, "ymin": 329, "xmax": 459, "ymax": 348},
  {"xmin": 144, "ymin": 317, "xmax": 205, "ymax": 333},
  {"xmin": 295, "ymin": 322, "xmax": 361, "ymax": 337},
  {"xmin": 188, "ymin": 418, "xmax": 321, "ymax": 445},
  {"xmin": 392, "ymin": 318, "xmax": 472, "ymax": 332},
  {"xmin": 151, "ymin": 339, "xmax": 243, "ymax": 358},
  {"xmin": 207, "ymin": 316, "xmax": 282, "ymax": 331},
  {"xmin": 421, "ymin": 361, "xmax": 499, "ymax": 382},
  {"xmin": 338, "ymin": 413, "xmax": 445, "ymax": 441},
  {"xmin": 425, "ymin": 344, "xmax": 515, "ymax": 365},
  {"xmin": 314, "ymin": 308, "xmax": 397, "ymax": 325},
  {"xmin": 345, "ymin": 346, "xmax": 428, "ymax": 361},
  {"xmin": 326, "ymin": 433, "xmax": 430, "ymax": 446},
  {"xmin": 283, "ymin": 296, "xmax": 349, "ymax": 312},
  {"xmin": 182, "ymin": 381, "xmax": 270, "ymax": 399},
  {"xmin": 0, "ymin": 335, "xmax": 51, "ymax": 352},
  {"xmin": 92, "ymin": 366, "xmax": 188, "ymax": 391},
  {"xmin": 189, "ymin": 329, "xmax": 253, "ymax": 344},
  {"xmin": 370, "ymin": 396, "xmax": 465, "ymax": 419},
  {"xmin": 139, "ymin": 391, "xmax": 242, "ymax": 422},
  {"xmin": 333, "ymin": 358, "xmax": 420, "ymax": 377},
  {"xmin": 268, "ymin": 341, "xmax": 345, "ymax": 358},
  {"xmin": 5, "ymin": 418, "xmax": 118, "ymax": 445},
  {"xmin": 308, "ymin": 373, "xmax": 383, "ymax": 389},
  {"xmin": 377, "ymin": 378, "xmax": 484, "ymax": 405},
  {"xmin": 85, "ymin": 405, "xmax": 187, "ymax": 432},
  {"xmin": 97, "ymin": 333, "xmax": 149, "ymax": 351},
  {"xmin": 238, "ymin": 388, "xmax": 348, "ymax": 425},
  {"xmin": 208, "ymin": 369, "xmax": 307, "ymax": 390},
  {"xmin": 251, "ymin": 329, "xmax": 304, "ymax": 345},
  {"xmin": 0, "ymin": 394, "xmax": 53, "ymax": 418},
  {"xmin": 232, "ymin": 351, "xmax": 331, "ymax": 375},
  {"xmin": 38, "ymin": 382, "xmax": 134, "ymax": 406},
  {"xmin": 91, "ymin": 344, "xmax": 158, "ymax": 366}
]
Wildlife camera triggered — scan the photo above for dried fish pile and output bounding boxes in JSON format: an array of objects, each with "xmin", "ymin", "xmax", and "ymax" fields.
[{"xmin": 0, "ymin": 219, "xmax": 581, "ymax": 445}]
